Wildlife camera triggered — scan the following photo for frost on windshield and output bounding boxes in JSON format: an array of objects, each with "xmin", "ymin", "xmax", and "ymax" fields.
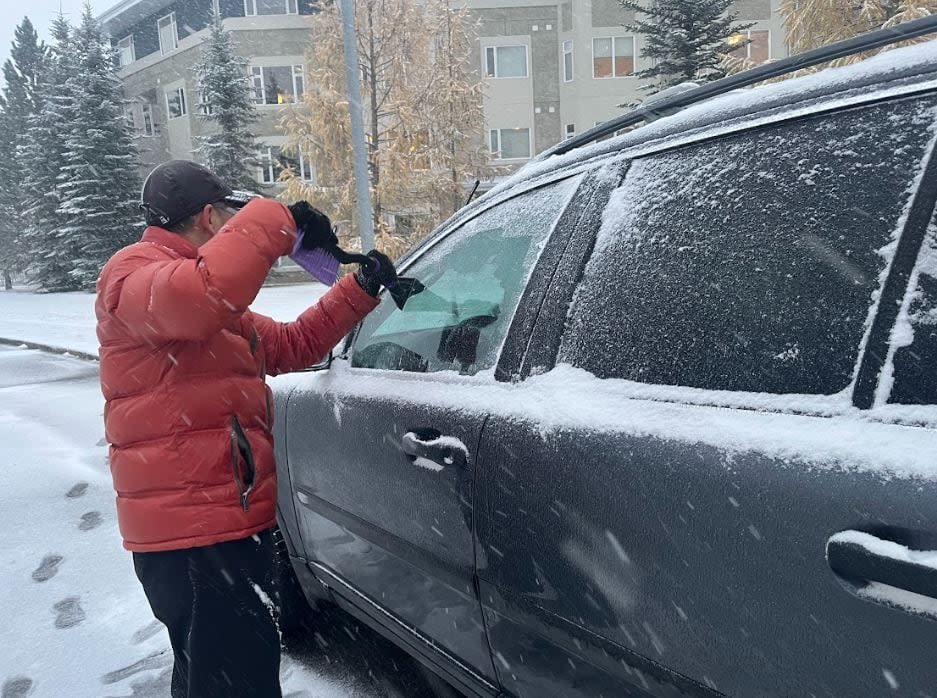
[
  {"xmin": 559, "ymin": 94, "xmax": 937, "ymax": 396},
  {"xmin": 352, "ymin": 175, "xmax": 582, "ymax": 375}
]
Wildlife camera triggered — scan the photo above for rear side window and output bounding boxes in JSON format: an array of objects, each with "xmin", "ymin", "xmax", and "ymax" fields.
[
  {"xmin": 559, "ymin": 95, "xmax": 937, "ymax": 395},
  {"xmin": 888, "ymin": 227, "xmax": 937, "ymax": 405},
  {"xmin": 352, "ymin": 176, "xmax": 581, "ymax": 375}
]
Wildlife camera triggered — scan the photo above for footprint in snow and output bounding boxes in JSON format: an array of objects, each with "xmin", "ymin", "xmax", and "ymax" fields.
[
  {"xmin": 101, "ymin": 650, "xmax": 172, "ymax": 684},
  {"xmin": 78, "ymin": 511, "xmax": 102, "ymax": 531},
  {"xmin": 31, "ymin": 555, "xmax": 63, "ymax": 583},
  {"xmin": 65, "ymin": 482, "xmax": 88, "ymax": 499},
  {"xmin": 1, "ymin": 676, "xmax": 33, "ymax": 698},
  {"xmin": 131, "ymin": 619, "xmax": 163, "ymax": 645},
  {"xmin": 102, "ymin": 668, "xmax": 172, "ymax": 698},
  {"xmin": 53, "ymin": 597, "xmax": 85, "ymax": 629}
]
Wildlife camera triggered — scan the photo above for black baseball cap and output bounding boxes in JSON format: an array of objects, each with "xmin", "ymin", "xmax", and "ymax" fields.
[{"xmin": 140, "ymin": 160, "xmax": 252, "ymax": 228}]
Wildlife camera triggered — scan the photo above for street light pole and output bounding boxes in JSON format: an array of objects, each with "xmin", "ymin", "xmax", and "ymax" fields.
[{"xmin": 337, "ymin": 0, "xmax": 375, "ymax": 252}]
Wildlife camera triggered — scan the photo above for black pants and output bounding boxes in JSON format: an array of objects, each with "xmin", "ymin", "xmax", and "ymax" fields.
[{"xmin": 133, "ymin": 529, "xmax": 282, "ymax": 698}]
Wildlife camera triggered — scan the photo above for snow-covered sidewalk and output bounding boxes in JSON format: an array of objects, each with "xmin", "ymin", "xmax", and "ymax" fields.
[
  {"xmin": 0, "ymin": 282, "xmax": 328, "ymax": 357},
  {"xmin": 0, "ymin": 346, "xmax": 376, "ymax": 697}
]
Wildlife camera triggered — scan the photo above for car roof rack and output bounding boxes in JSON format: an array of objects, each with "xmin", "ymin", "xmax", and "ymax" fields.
[{"xmin": 548, "ymin": 14, "xmax": 937, "ymax": 158}]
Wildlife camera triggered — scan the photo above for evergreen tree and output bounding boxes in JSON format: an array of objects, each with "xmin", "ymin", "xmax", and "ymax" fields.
[
  {"xmin": 18, "ymin": 14, "xmax": 77, "ymax": 292},
  {"xmin": 57, "ymin": 2, "xmax": 142, "ymax": 289},
  {"xmin": 193, "ymin": 12, "xmax": 258, "ymax": 190},
  {"xmin": 0, "ymin": 18, "xmax": 47, "ymax": 289},
  {"xmin": 620, "ymin": 0, "xmax": 754, "ymax": 91},
  {"xmin": 780, "ymin": 0, "xmax": 937, "ymax": 69}
]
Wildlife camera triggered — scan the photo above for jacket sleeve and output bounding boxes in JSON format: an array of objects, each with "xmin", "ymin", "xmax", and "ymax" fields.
[
  {"xmin": 107, "ymin": 199, "xmax": 297, "ymax": 342},
  {"xmin": 252, "ymin": 273, "xmax": 380, "ymax": 376}
]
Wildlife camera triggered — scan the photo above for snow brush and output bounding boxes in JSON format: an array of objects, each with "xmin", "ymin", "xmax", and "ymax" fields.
[{"xmin": 290, "ymin": 231, "xmax": 425, "ymax": 310}]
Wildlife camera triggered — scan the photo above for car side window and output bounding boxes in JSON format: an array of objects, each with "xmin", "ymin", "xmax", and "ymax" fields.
[
  {"xmin": 889, "ymin": 226, "xmax": 937, "ymax": 405},
  {"xmin": 352, "ymin": 176, "xmax": 582, "ymax": 375},
  {"xmin": 558, "ymin": 94, "xmax": 937, "ymax": 395}
]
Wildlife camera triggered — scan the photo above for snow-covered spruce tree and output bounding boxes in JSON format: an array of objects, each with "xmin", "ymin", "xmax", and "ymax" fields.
[
  {"xmin": 279, "ymin": 0, "xmax": 492, "ymax": 254},
  {"xmin": 57, "ymin": 3, "xmax": 142, "ymax": 289},
  {"xmin": 0, "ymin": 18, "xmax": 47, "ymax": 289},
  {"xmin": 620, "ymin": 0, "xmax": 754, "ymax": 91},
  {"xmin": 780, "ymin": 0, "xmax": 937, "ymax": 69},
  {"xmin": 18, "ymin": 14, "xmax": 78, "ymax": 292},
  {"xmin": 194, "ymin": 11, "xmax": 258, "ymax": 190}
]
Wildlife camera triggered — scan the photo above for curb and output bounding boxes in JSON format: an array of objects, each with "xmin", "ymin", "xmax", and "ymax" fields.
[{"xmin": 0, "ymin": 337, "xmax": 99, "ymax": 362}]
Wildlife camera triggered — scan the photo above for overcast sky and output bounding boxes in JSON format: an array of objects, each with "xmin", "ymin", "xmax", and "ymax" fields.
[{"xmin": 0, "ymin": 0, "xmax": 122, "ymax": 70}]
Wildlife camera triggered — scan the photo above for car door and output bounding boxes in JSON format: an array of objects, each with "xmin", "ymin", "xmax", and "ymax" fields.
[
  {"xmin": 475, "ymin": 90, "xmax": 937, "ymax": 696},
  {"xmin": 283, "ymin": 174, "xmax": 585, "ymax": 694}
]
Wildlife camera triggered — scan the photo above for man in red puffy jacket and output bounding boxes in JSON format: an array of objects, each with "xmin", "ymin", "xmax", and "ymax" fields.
[{"xmin": 95, "ymin": 160, "xmax": 387, "ymax": 697}]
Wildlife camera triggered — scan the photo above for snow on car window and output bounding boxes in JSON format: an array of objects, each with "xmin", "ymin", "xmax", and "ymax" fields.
[
  {"xmin": 559, "ymin": 94, "xmax": 937, "ymax": 396},
  {"xmin": 352, "ymin": 175, "xmax": 582, "ymax": 375},
  {"xmin": 886, "ymin": 221, "xmax": 937, "ymax": 405}
]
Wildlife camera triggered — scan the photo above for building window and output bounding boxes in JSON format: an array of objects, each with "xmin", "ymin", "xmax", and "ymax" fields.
[
  {"xmin": 166, "ymin": 87, "xmax": 187, "ymax": 119},
  {"xmin": 245, "ymin": 0, "xmax": 299, "ymax": 15},
  {"xmin": 141, "ymin": 102, "xmax": 155, "ymax": 136},
  {"xmin": 565, "ymin": 123, "xmax": 575, "ymax": 140},
  {"xmin": 198, "ymin": 90, "xmax": 213, "ymax": 116},
  {"xmin": 158, "ymin": 13, "xmax": 178, "ymax": 55},
  {"xmin": 258, "ymin": 146, "xmax": 278, "ymax": 184},
  {"xmin": 298, "ymin": 152, "xmax": 314, "ymax": 181},
  {"xmin": 250, "ymin": 65, "xmax": 305, "ymax": 105},
  {"xmin": 117, "ymin": 35, "xmax": 134, "ymax": 67},
  {"xmin": 123, "ymin": 106, "xmax": 136, "ymax": 130},
  {"xmin": 489, "ymin": 128, "xmax": 531, "ymax": 160},
  {"xmin": 593, "ymin": 36, "xmax": 634, "ymax": 78},
  {"xmin": 257, "ymin": 146, "xmax": 312, "ymax": 184},
  {"xmin": 485, "ymin": 45, "xmax": 528, "ymax": 78},
  {"xmin": 729, "ymin": 30, "xmax": 770, "ymax": 63},
  {"xmin": 563, "ymin": 40, "xmax": 574, "ymax": 82}
]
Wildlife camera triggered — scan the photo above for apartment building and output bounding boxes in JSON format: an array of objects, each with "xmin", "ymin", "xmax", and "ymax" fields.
[
  {"xmin": 467, "ymin": 0, "xmax": 788, "ymax": 164},
  {"xmin": 101, "ymin": 0, "xmax": 788, "ymax": 184},
  {"xmin": 100, "ymin": 0, "xmax": 316, "ymax": 189}
]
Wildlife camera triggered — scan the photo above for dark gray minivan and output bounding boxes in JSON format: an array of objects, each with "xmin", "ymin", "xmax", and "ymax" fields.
[{"xmin": 272, "ymin": 37, "xmax": 937, "ymax": 697}]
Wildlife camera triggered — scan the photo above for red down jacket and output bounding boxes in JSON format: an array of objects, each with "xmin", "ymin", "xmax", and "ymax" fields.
[{"xmin": 95, "ymin": 198, "xmax": 378, "ymax": 552}]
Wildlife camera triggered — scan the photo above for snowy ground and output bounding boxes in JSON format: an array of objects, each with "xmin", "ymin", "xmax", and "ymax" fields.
[
  {"xmin": 0, "ymin": 282, "xmax": 329, "ymax": 357},
  {"xmin": 0, "ymin": 285, "xmax": 441, "ymax": 698}
]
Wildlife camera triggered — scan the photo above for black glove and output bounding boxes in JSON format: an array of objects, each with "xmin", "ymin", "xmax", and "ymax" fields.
[
  {"xmin": 288, "ymin": 201, "xmax": 337, "ymax": 250},
  {"xmin": 355, "ymin": 250, "xmax": 395, "ymax": 296},
  {"xmin": 355, "ymin": 250, "xmax": 425, "ymax": 309}
]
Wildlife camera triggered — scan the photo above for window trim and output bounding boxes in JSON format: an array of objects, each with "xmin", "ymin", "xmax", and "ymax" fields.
[
  {"xmin": 141, "ymin": 102, "xmax": 155, "ymax": 136},
  {"xmin": 485, "ymin": 44, "xmax": 529, "ymax": 79},
  {"xmin": 257, "ymin": 145, "xmax": 278, "ymax": 184},
  {"xmin": 489, "ymin": 127, "xmax": 533, "ymax": 160},
  {"xmin": 166, "ymin": 86, "xmax": 187, "ymax": 120},
  {"xmin": 562, "ymin": 40, "xmax": 574, "ymax": 82},
  {"xmin": 157, "ymin": 12, "xmax": 178, "ymax": 56},
  {"xmin": 730, "ymin": 29, "xmax": 771, "ymax": 62},
  {"xmin": 250, "ymin": 64, "xmax": 305, "ymax": 105},
  {"xmin": 117, "ymin": 34, "xmax": 135, "ymax": 67},
  {"xmin": 244, "ymin": 0, "xmax": 300, "ymax": 16},
  {"xmin": 298, "ymin": 151, "xmax": 314, "ymax": 181},
  {"xmin": 592, "ymin": 35, "xmax": 636, "ymax": 79}
]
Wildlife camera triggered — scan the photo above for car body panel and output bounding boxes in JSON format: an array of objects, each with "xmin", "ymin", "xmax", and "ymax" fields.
[{"xmin": 273, "ymin": 50, "xmax": 937, "ymax": 698}]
